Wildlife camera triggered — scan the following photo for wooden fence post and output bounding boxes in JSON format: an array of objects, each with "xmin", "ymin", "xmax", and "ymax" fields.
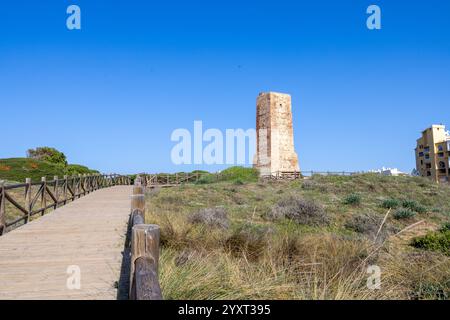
[
  {"xmin": 25, "ymin": 178, "xmax": 32, "ymax": 223},
  {"xmin": 131, "ymin": 183, "xmax": 145, "ymax": 224},
  {"xmin": 63, "ymin": 175, "xmax": 68, "ymax": 205},
  {"xmin": 41, "ymin": 177, "xmax": 47, "ymax": 216},
  {"xmin": 129, "ymin": 224, "xmax": 162, "ymax": 300},
  {"xmin": 53, "ymin": 176, "xmax": 59, "ymax": 209},
  {"xmin": 0, "ymin": 181, "xmax": 5, "ymax": 235}
]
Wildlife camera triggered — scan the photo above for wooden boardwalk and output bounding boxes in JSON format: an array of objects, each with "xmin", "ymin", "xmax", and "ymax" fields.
[{"xmin": 0, "ymin": 185, "xmax": 133, "ymax": 300}]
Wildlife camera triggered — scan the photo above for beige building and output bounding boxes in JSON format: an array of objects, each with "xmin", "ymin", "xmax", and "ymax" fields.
[
  {"xmin": 253, "ymin": 92, "xmax": 300, "ymax": 176},
  {"xmin": 415, "ymin": 124, "xmax": 450, "ymax": 183}
]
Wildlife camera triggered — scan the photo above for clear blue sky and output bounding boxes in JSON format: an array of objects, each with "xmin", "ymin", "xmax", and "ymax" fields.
[{"xmin": 1, "ymin": 0, "xmax": 449, "ymax": 174}]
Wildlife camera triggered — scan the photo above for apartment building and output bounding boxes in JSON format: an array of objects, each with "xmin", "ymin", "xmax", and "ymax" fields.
[{"xmin": 415, "ymin": 124, "xmax": 450, "ymax": 183}]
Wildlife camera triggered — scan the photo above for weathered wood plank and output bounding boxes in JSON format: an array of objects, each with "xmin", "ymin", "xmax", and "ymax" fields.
[{"xmin": 0, "ymin": 185, "xmax": 132, "ymax": 300}]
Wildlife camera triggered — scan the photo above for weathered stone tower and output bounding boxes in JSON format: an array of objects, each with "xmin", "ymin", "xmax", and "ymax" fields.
[{"xmin": 253, "ymin": 92, "xmax": 300, "ymax": 176}]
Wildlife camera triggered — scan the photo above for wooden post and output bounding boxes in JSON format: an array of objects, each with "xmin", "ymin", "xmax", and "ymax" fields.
[
  {"xmin": 24, "ymin": 178, "xmax": 32, "ymax": 223},
  {"xmin": 0, "ymin": 181, "xmax": 5, "ymax": 235},
  {"xmin": 79, "ymin": 174, "xmax": 83, "ymax": 197},
  {"xmin": 129, "ymin": 224, "xmax": 162, "ymax": 300},
  {"xmin": 53, "ymin": 176, "xmax": 59, "ymax": 209},
  {"xmin": 131, "ymin": 194, "xmax": 145, "ymax": 222},
  {"xmin": 63, "ymin": 175, "xmax": 68, "ymax": 205},
  {"xmin": 41, "ymin": 177, "xmax": 47, "ymax": 216}
]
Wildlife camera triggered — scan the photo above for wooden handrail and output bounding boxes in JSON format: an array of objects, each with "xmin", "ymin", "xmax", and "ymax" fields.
[
  {"xmin": 0, "ymin": 174, "xmax": 131, "ymax": 235},
  {"xmin": 128, "ymin": 175, "xmax": 162, "ymax": 300}
]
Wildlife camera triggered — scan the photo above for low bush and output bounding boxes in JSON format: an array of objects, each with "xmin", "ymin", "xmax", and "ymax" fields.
[
  {"xmin": 402, "ymin": 200, "xmax": 427, "ymax": 214},
  {"xmin": 393, "ymin": 209, "xmax": 416, "ymax": 220},
  {"xmin": 410, "ymin": 230, "xmax": 450, "ymax": 255},
  {"xmin": 345, "ymin": 213, "xmax": 392, "ymax": 242},
  {"xmin": 439, "ymin": 222, "xmax": 450, "ymax": 232},
  {"xmin": 219, "ymin": 166, "xmax": 259, "ymax": 183},
  {"xmin": 187, "ymin": 207, "xmax": 229, "ymax": 229},
  {"xmin": 343, "ymin": 193, "xmax": 361, "ymax": 206},
  {"xmin": 381, "ymin": 199, "xmax": 400, "ymax": 209},
  {"xmin": 195, "ymin": 174, "xmax": 216, "ymax": 184},
  {"xmin": 269, "ymin": 196, "xmax": 329, "ymax": 226}
]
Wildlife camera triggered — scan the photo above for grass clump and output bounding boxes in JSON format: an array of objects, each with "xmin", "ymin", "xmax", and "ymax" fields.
[
  {"xmin": 269, "ymin": 196, "xmax": 329, "ymax": 226},
  {"xmin": 187, "ymin": 207, "xmax": 229, "ymax": 229},
  {"xmin": 381, "ymin": 198, "xmax": 400, "ymax": 209},
  {"xmin": 224, "ymin": 224, "xmax": 271, "ymax": 261},
  {"xmin": 342, "ymin": 193, "xmax": 361, "ymax": 206},
  {"xmin": 393, "ymin": 209, "xmax": 416, "ymax": 220}
]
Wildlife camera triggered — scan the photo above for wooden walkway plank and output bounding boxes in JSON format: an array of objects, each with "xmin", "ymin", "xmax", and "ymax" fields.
[{"xmin": 0, "ymin": 185, "xmax": 132, "ymax": 300}]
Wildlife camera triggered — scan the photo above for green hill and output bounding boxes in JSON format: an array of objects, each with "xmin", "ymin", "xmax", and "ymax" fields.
[{"xmin": 0, "ymin": 158, "xmax": 99, "ymax": 183}]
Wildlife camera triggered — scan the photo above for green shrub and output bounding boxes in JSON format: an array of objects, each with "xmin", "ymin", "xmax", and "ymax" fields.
[
  {"xmin": 219, "ymin": 166, "xmax": 259, "ymax": 183},
  {"xmin": 381, "ymin": 199, "xmax": 400, "ymax": 209},
  {"xmin": 439, "ymin": 222, "xmax": 450, "ymax": 232},
  {"xmin": 27, "ymin": 147, "xmax": 68, "ymax": 166},
  {"xmin": 410, "ymin": 281, "xmax": 449, "ymax": 300},
  {"xmin": 65, "ymin": 164, "xmax": 99, "ymax": 175},
  {"xmin": 343, "ymin": 193, "xmax": 361, "ymax": 206},
  {"xmin": 195, "ymin": 174, "xmax": 216, "ymax": 184},
  {"xmin": 410, "ymin": 230, "xmax": 450, "ymax": 255},
  {"xmin": 402, "ymin": 200, "xmax": 427, "ymax": 214},
  {"xmin": 393, "ymin": 209, "xmax": 416, "ymax": 220}
]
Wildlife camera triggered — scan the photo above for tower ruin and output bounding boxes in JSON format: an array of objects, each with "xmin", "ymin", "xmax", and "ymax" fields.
[{"xmin": 253, "ymin": 92, "xmax": 300, "ymax": 176}]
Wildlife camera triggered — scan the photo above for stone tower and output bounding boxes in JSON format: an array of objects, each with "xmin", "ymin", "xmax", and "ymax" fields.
[{"xmin": 253, "ymin": 92, "xmax": 300, "ymax": 176}]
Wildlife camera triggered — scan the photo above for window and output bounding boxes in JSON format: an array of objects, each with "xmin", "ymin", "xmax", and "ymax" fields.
[
  {"xmin": 438, "ymin": 145, "xmax": 444, "ymax": 152},
  {"xmin": 438, "ymin": 152, "xmax": 444, "ymax": 158},
  {"xmin": 421, "ymin": 160, "xmax": 423, "ymax": 165},
  {"xmin": 439, "ymin": 161, "xmax": 446, "ymax": 168},
  {"xmin": 419, "ymin": 152, "xmax": 424, "ymax": 157},
  {"xmin": 425, "ymin": 154, "xmax": 430, "ymax": 160},
  {"xmin": 426, "ymin": 163, "xmax": 432, "ymax": 169},
  {"xmin": 424, "ymin": 146, "xmax": 430, "ymax": 152},
  {"xmin": 427, "ymin": 171, "xmax": 431, "ymax": 176}
]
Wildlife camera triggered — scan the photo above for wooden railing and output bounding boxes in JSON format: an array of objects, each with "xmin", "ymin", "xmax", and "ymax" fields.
[
  {"xmin": 140, "ymin": 172, "xmax": 204, "ymax": 186},
  {"xmin": 0, "ymin": 174, "xmax": 131, "ymax": 235},
  {"xmin": 136, "ymin": 171, "xmax": 363, "ymax": 186},
  {"xmin": 262, "ymin": 171, "xmax": 362, "ymax": 179},
  {"xmin": 128, "ymin": 176, "xmax": 162, "ymax": 300}
]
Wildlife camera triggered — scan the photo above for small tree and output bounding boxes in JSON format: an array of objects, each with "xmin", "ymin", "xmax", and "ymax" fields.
[{"xmin": 27, "ymin": 147, "xmax": 68, "ymax": 166}]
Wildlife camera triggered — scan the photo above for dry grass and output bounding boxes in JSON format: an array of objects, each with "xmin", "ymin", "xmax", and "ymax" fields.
[{"xmin": 146, "ymin": 174, "xmax": 450, "ymax": 300}]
